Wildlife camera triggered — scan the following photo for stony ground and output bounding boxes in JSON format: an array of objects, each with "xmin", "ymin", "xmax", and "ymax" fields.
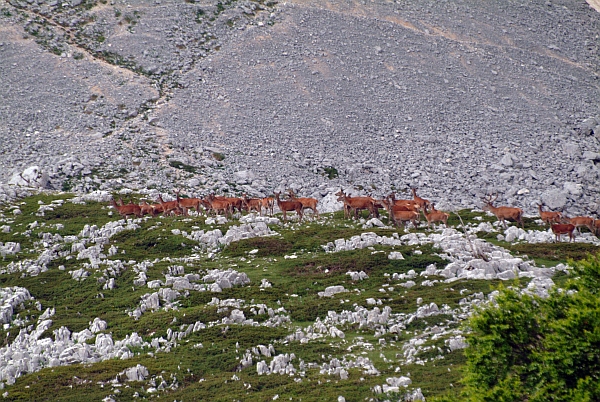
[{"xmin": 1, "ymin": 0, "xmax": 599, "ymax": 216}]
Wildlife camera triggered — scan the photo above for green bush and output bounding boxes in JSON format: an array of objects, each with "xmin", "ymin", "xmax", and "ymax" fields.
[{"xmin": 447, "ymin": 253, "xmax": 600, "ymax": 402}]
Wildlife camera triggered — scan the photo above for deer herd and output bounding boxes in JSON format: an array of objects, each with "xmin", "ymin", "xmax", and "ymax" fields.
[{"xmin": 109, "ymin": 188, "xmax": 600, "ymax": 243}]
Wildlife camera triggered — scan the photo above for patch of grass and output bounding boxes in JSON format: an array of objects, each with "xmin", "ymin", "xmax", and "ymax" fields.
[
  {"xmin": 212, "ymin": 152, "xmax": 225, "ymax": 161},
  {"xmin": 168, "ymin": 160, "xmax": 198, "ymax": 173},
  {"xmin": 507, "ymin": 242, "xmax": 600, "ymax": 264},
  {"xmin": 222, "ymin": 237, "xmax": 293, "ymax": 257}
]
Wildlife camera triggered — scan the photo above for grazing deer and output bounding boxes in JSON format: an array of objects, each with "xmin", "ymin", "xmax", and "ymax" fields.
[
  {"xmin": 336, "ymin": 190, "xmax": 379, "ymax": 219},
  {"xmin": 288, "ymin": 189, "xmax": 319, "ymax": 219},
  {"xmin": 411, "ymin": 188, "xmax": 431, "ymax": 211},
  {"xmin": 261, "ymin": 197, "xmax": 275, "ymax": 216},
  {"xmin": 274, "ymin": 191, "xmax": 303, "ymax": 223},
  {"xmin": 551, "ymin": 223, "xmax": 575, "ymax": 242},
  {"xmin": 537, "ymin": 204, "xmax": 562, "ymax": 226},
  {"xmin": 110, "ymin": 198, "xmax": 142, "ymax": 219},
  {"xmin": 242, "ymin": 194, "xmax": 263, "ymax": 215},
  {"xmin": 482, "ymin": 194, "xmax": 524, "ymax": 228},
  {"xmin": 423, "ymin": 203, "xmax": 449, "ymax": 229},
  {"xmin": 567, "ymin": 216, "xmax": 595, "ymax": 234}
]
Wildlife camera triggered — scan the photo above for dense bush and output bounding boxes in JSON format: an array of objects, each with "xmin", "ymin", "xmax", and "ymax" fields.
[{"xmin": 437, "ymin": 254, "xmax": 600, "ymax": 401}]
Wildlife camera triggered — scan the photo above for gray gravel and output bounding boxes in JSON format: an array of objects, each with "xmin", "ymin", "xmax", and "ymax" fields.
[{"xmin": 0, "ymin": 0, "xmax": 599, "ymax": 215}]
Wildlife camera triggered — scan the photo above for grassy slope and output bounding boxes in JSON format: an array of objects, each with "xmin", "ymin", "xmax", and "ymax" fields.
[{"xmin": 0, "ymin": 193, "xmax": 598, "ymax": 401}]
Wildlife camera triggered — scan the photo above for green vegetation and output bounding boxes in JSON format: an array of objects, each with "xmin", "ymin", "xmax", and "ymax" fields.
[
  {"xmin": 0, "ymin": 192, "xmax": 597, "ymax": 401},
  {"xmin": 319, "ymin": 166, "xmax": 339, "ymax": 179},
  {"xmin": 168, "ymin": 160, "xmax": 198, "ymax": 173},
  {"xmin": 436, "ymin": 253, "xmax": 600, "ymax": 401}
]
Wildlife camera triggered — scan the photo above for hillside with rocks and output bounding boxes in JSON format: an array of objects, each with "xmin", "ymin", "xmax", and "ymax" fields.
[{"xmin": 1, "ymin": 0, "xmax": 599, "ymax": 215}]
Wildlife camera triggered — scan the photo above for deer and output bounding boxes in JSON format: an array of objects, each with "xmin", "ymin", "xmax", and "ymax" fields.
[
  {"xmin": 335, "ymin": 190, "xmax": 378, "ymax": 220},
  {"xmin": 411, "ymin": 188, "xmax": 431, "ymax": 211},
  {"xmin": 567, "ymin": 216, "xmax": 595, "ymax": 234},
  {"xmin": 274, "ymin": 191, "xmax": 303, "ymax": 223},
  {"xmin": 205, "ymin": 194, "xmax": 233, "ymax": 218},
  {"xmin": 551, "ymin": 223, "xmax": 575, "ymax": 242},
  {"xmin": 537, "ymin": 204, "xmax": 562, "ymax": 226},
  {"xmin": 481, "ymin": 194, "xmax": 524, "ymax": 228},
  {"xmin": 287, "ymin": 189, "xmax": 319, "ymax": 219},
  {"xmin": 139, "ymin": 200, "xmax": 156, "ymax": 216},
  {"xmin": 110, "ymin": 198, "xmax": 142, "ymax": 219},
  {"xmin": 380, "ymin": 198, "xmax": 420, "ymax": 228},
  {"xmin": 423, "ymin": 203, "xmax": 449, "ymax": 229},
  {"xmin": 387, "ymin": 192, "xmax": 421, "ymax": 211},
  {"xmin": 261, "ymin": 197, "xmax": 275, "ymax": 216},
  {"xmin": 177, "ymin": 194, "xmax": 204, "ymax": 216},
  {"xmin": 158, "ymin": 190, "xmax": 183, "ymax": 216},
  {"xmin": 242, "ymin": 194, "xmax": 263, "ymax": 215},
  {"xmin": 594, "ymin": 219, "xmax": 600, "ymax": 236}
]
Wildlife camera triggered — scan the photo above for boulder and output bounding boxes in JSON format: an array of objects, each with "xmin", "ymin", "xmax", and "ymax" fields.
[{"xmin": 8, "ymin": 166, "xmax": 49, "ymax": 188}]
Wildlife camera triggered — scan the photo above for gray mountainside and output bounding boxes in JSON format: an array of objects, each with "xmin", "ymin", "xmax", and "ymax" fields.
[{"xmin": 1, "ymin": 0, "xmax": 599, "ymax": 213}]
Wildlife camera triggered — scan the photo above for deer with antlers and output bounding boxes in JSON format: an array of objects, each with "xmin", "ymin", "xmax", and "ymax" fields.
[
  {"xmin": 482, "ymin": 194, "xmax": 524, "ymax": 228},
  {"xmin": 110, "ymin": 198, "xmax": 142, "ymax": 219},
  {"xmin": 551, "ymin": 223, "xmax": 575, "ymax": 242},
  {"xmin": 537, "ymin": 204, "xmax": 562, "ymax": 226},
  {"xmin": 423, "ymin": 203, "xmax": 449, "ymax": 229},
  {"xmin": 287, "ymin": 189, "xmax": 319, "ymax": 219},
  {"xmin": 274, "ymin": 191, "xmax": 303, "ymax": 223}
]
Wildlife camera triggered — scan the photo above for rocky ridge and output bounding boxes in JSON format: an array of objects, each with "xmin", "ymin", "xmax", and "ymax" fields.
[{"xmin": 0, "ymin": 0, "xmax": 599, "ymax": 218}]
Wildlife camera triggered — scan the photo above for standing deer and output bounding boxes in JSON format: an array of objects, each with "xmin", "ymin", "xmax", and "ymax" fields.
[
  {"xmin": 287, "ymin": 189, "xmax": 319, "ymax": 219},
  {"xmin": 423, "ymin": 203, "xmax": 449, "ymax": 229},
  {"xmin": 411, "ymin": 188, "xmax": 431, "ymax": 211},
  {"xmin": 567, "ymin": 216, "xmax": 595, "ymax": 234},
  {"xmin": 242, "ymin": 194, "xmax": 263, "ymax": 215},
  {"xmin": 551, "ymin": 223, "xmax": 575, "ymax": 242},
  {"xmin": 274, "ymin": 191, "xmax": 303, "ymax": 223},
  {"xmin": 482, "ymin": 194, "xmax": 524, "ymax": 228},
  {"xmin": 537, "ymin": 204, "xmax": 562, "ymax": 226},
  {"xmin": 110, "ymin": 198, "xmax": 142, "ymax": 219},
  {"xmin": 335, "ymin": 190, "xmax": 378, "ymax": 219},
  {"xmin": 261, "ymin": 197, "xmax": 275, "ymax": 216}
]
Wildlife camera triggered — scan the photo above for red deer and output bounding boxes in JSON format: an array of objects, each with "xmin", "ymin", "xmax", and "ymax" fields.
[
  {"xmin": 551, "ymin": 223, "xmax": 575, "ymax": 242},
  {"xmin": 158, "ymin": 191, "xmax": 183, "ymax": 216},
  {"xmin": 242, "ymin": 195, "xmax": 263, "ymax": 215},
  {"xmin": 381, "ymin": 198, "xmax": 420, "ymax": 228},
  {"xmin": 411, "ymin": 188, "xmax": 431, "ymax": 211},
  {"xmin": 567, "ymin": 216, "xmax": 595, "ymax": 234},
  {"xmin": 110, "ymin": 198, "xmax": 142, "ymax": 219},
  {"xmin": 261, "ymin": 197, "xmax": 275, "ymax": 216},
  {"xmin": 482, "ymin": 194, "xmax": 523, "ymax": 228},
  {"xmin": 423, "ymin": 203, "xmax": 449, "ymax": 229},
  {"xmin": 538, "ymin": 204, "xmax": 562, "ymax": 225},
  {"xmin": 177, "ymin": 195, "xmax": 203, "ymax": 216},
  {"xmin": 212, "ymin": 195, "xmax": 243, "ymax": 214},
  {"xmin": 139, "ymin": 200, "xmax": 155, "ymax": 216},
  {"xmin": 388, "ymin": 192, "xmax": 421, "ymax": 212},
  {"xmin": 288, "ymin": 189, "xmax": 320, "ymax": 218},
  {"xmin": 594, "ymin": 219, "xmax": 600, "ymax": 236},
  {"xmin": 274, "ymin": 191, "xmax": 303, "ymax": 223},
  {"xmin": 206, "ymin": 194, "xmax": 233, "ymax": 218},
  {"xmin": 335, "ymin": 190, "xmax": 378, "ymax": 219}
]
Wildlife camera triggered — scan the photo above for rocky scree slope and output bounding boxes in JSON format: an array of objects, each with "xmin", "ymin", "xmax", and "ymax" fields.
[{"xmin": 0, "ymin": 0, "xmax": 599, "ymax": 216}]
